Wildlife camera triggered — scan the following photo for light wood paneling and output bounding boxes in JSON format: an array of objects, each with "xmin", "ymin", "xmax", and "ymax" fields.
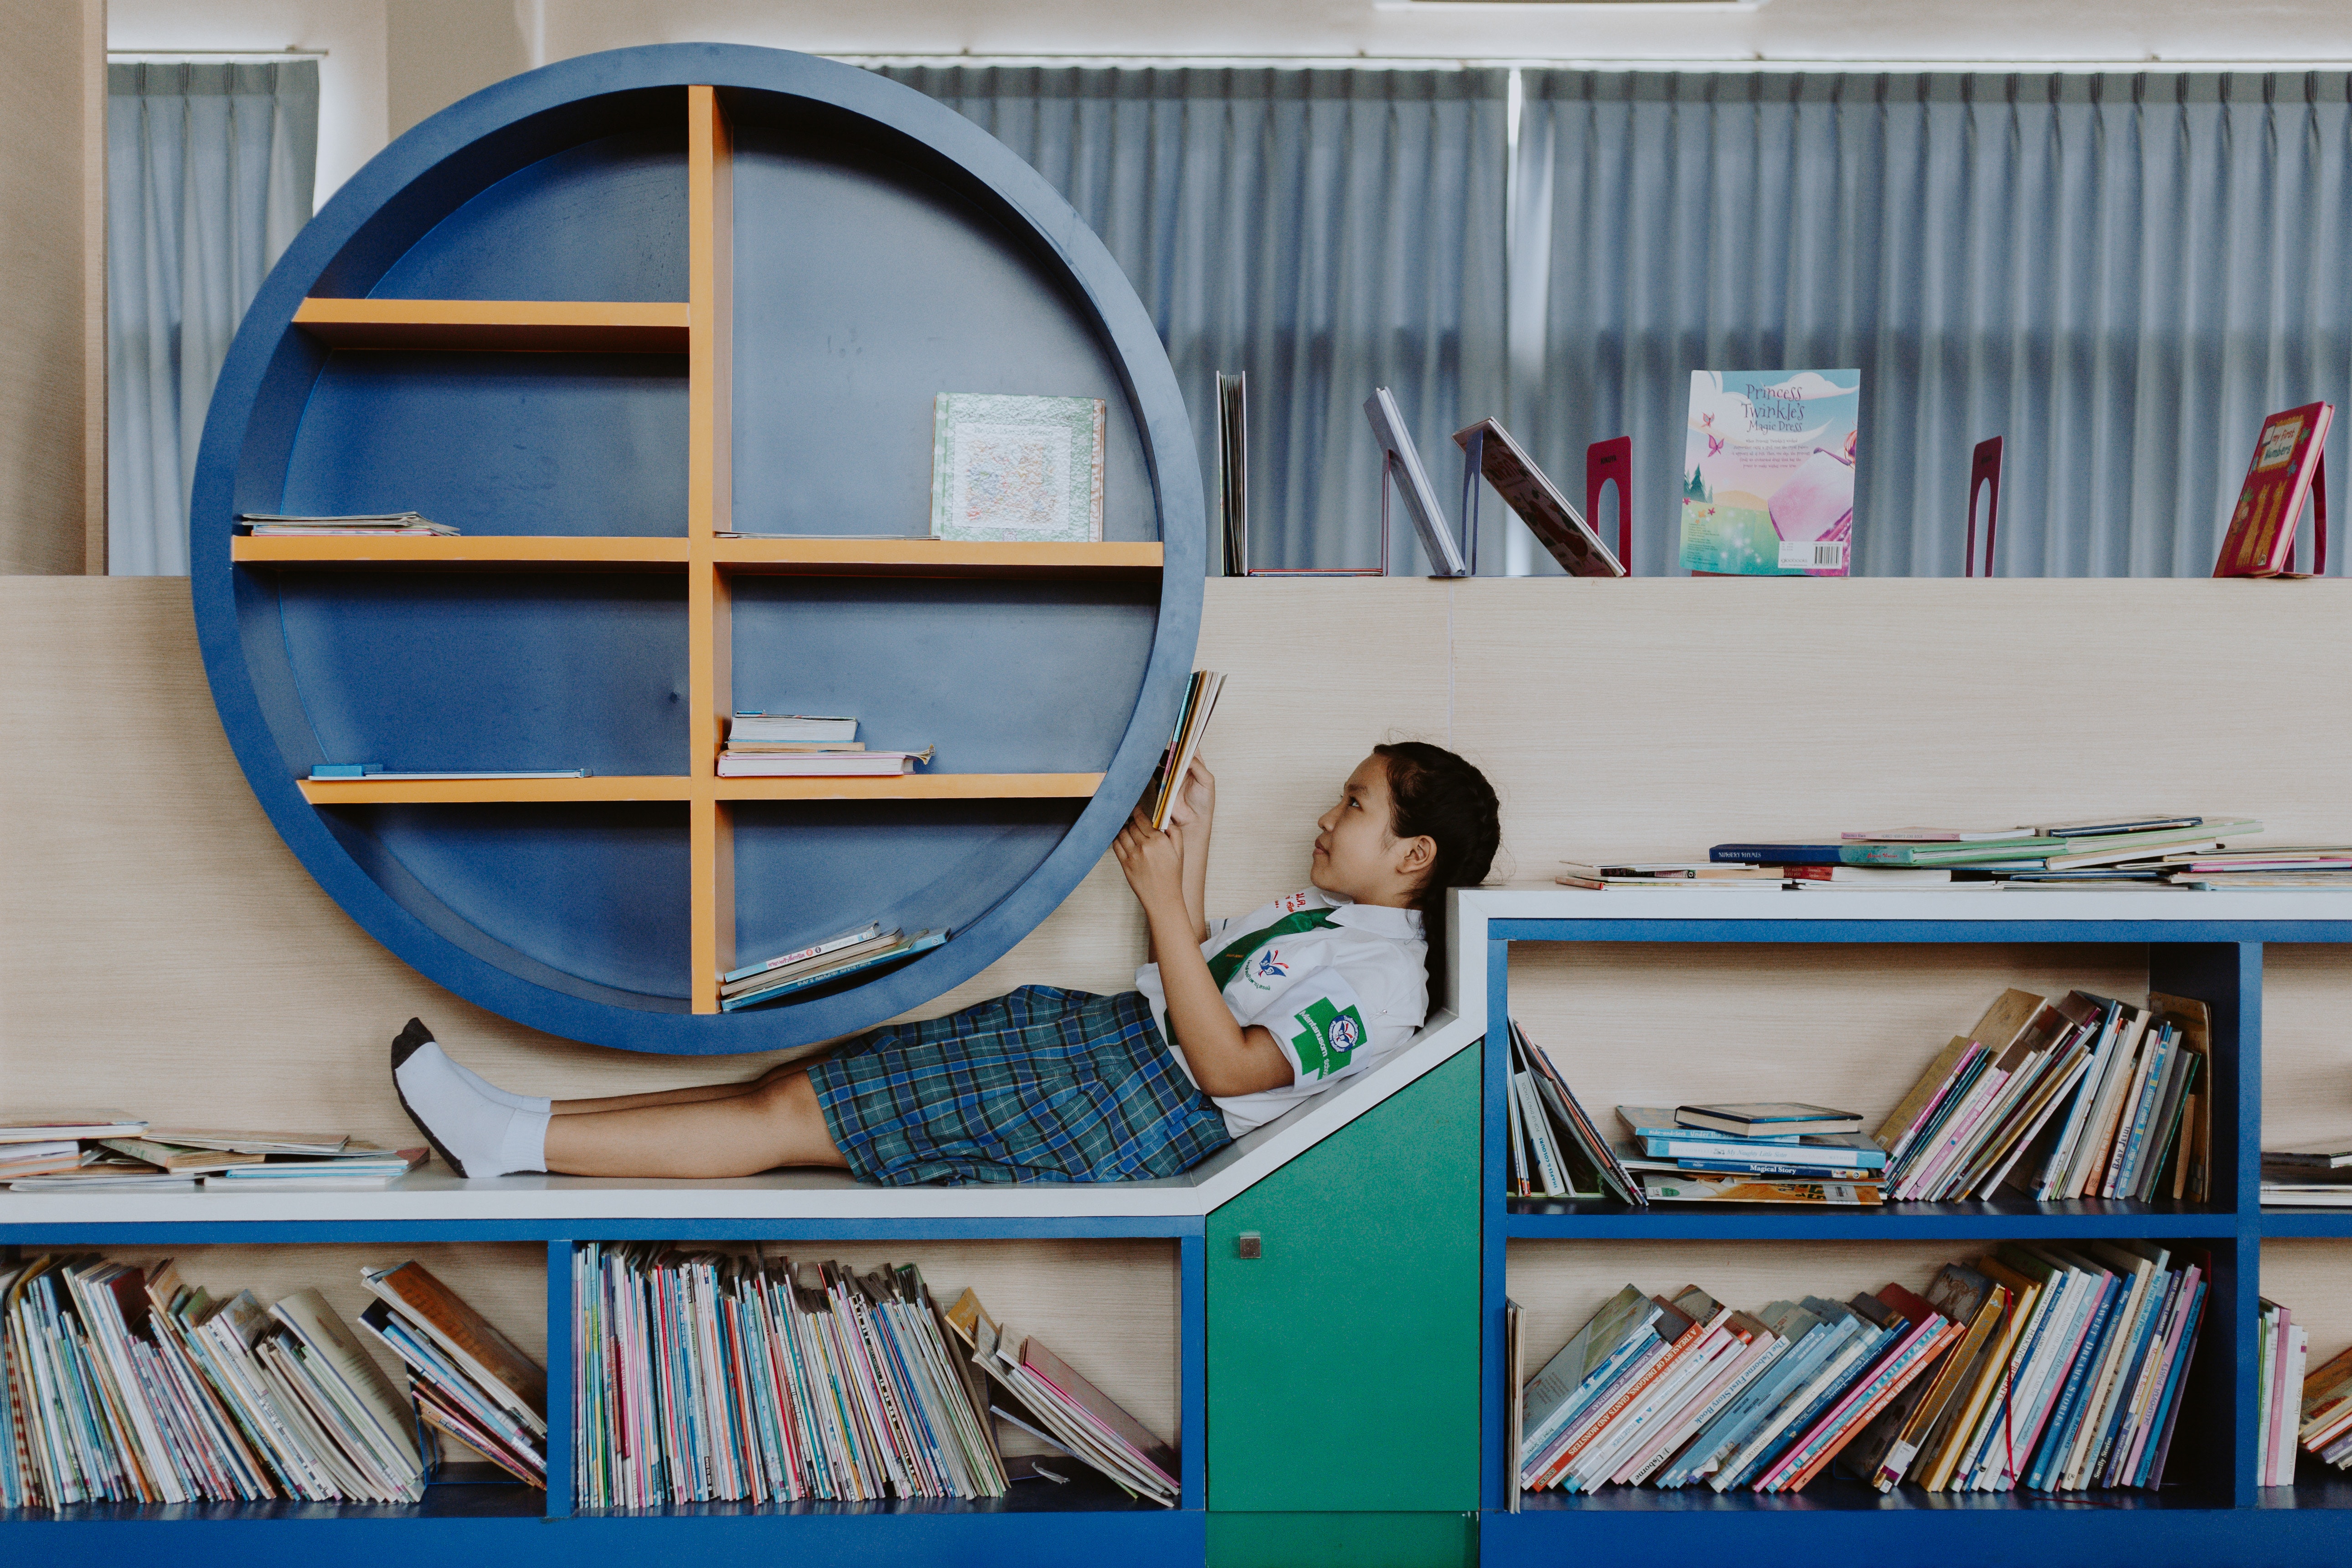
[
  {"xmin": 2259, "ymin": 1240, "xmax": 2352, "ymax": 1378},
  {"xmin": 6, "ymin": 576, "xmax": 2351, "ymax": 1154},
  {"xmin": 1449, "ymin": 578, "xmax": 2352, "ymax": 868},
  {"xmin": 1507, "ymin": 942, "xmax": 2151, "ymax": 1136},
  {"xmin": 2257, "ymin": 946, "xmax": 2352, "ymax": 1153},
  {"xmin": 300, "ymin": 775, "xmax": 695, "ymax": 804},
  {"xmin": 0, "ymin": 0, "xmax": 102, "ymax": 575},
  {"xmin": 712, "ymin": 539, "xmax": 1164, "ymax": 578},
  {"xmin": 1509, "ymin": 1238, "xmax": 1995, "ymax": 1372},
  {"xmin": 292, "ymin": 298, "xmax": 692, "ymax": 353},
  {"xmin": 233, "ymin": 536, "xmax": 696, "ymax": 569}
]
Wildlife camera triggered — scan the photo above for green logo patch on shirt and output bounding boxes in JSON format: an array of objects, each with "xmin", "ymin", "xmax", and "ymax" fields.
[{"xmin": 1289, "ymin": 996, "xmax": 1368, "ymax": 1080}]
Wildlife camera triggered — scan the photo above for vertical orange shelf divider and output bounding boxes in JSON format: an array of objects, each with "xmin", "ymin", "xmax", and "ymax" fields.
[{"xmin": 687, "ymin": 85, "xmax": 736, "ymax": 1014}]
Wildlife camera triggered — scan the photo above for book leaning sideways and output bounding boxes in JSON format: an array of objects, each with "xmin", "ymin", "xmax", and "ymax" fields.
[
  {"xmin": 2213, "ymin": 401, "xmax": 2334, "ymax": 577},
  {"xmin": 1679, "ymin": 369, "xmax": 1860, "ymax": 577},
  {"xmin": 1148, "ymin": 671, "xmax": 1226, "ymax": 830}
]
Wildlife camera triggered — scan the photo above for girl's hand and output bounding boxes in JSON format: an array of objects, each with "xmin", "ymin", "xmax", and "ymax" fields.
[
  {"xmin": 1113, "ymin": 807, "xmax": 1188, "ymax": 913},
  {"xmin": 1166, "ymin": 756, "xmax": 1217, "ymax": 832}
]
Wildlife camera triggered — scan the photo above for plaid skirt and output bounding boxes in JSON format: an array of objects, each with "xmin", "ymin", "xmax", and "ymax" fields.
[{"xmin": 810, "ymin": 986, "xmax": 1233, "ymax": 1186}]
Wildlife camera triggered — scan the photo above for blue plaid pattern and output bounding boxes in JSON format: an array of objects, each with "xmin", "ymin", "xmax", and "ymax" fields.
[{"xmin": 810, "ymin": 986, "xmax": 1233, "ymax": 1186}]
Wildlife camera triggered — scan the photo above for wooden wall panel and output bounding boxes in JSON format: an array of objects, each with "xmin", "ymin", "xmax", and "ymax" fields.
[
  {"xmin": 4, "ymin": 575, "xmax": 2349, "ymax": 1153},
  {"xmin": 2257, "ymin": 946, "xmax": 2352, "ymax": 1153},
  {"xmin": 2259, "ymin": 1240, "xmax": 2352, "ymax": 1375}
]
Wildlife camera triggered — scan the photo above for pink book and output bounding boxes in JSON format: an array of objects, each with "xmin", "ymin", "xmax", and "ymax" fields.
[
  {"xmin": 1898, "ymin": 1055, "xmax": 2015, "ymax": 1199},
  {"xmin": 1020, "ymin": 1338, "xmax": 1180, "ymax": 1492}
]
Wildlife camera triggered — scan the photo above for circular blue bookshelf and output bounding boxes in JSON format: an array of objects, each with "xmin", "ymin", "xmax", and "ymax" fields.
[{"xmin": 191, "ymin": 45, "xmax": 1204, "ymax": 1054}]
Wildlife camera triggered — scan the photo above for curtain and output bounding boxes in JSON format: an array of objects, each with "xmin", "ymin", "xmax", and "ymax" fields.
[
  {"xmin": 1516, "ymin": 69, "xmax": 2352, "ymax": 577},
  {"xmin": 108, "ymin": 60, "xmax": 318, "ymax": 576},
  {"xmin": 882, "ymin": 66, "xmax": 1511, "ymax": 574}
]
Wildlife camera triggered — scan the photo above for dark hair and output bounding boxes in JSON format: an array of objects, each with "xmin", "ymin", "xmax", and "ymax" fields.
[{"xmin": 1373, "ymin": 741, "xmax": 1502, "ymax": 1003}]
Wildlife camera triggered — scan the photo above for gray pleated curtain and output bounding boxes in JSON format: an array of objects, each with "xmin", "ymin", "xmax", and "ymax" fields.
[
  {"xmin": 883, "ymin": 66, "xmax": 1508, "ymax": 574},
  {"xmin": 1518, "ymin": 69, "xmax": 2352, "ymax": 577},
  {"xmin": 107, "ymin": 60, "xmax": 317, "ymax": 575}
]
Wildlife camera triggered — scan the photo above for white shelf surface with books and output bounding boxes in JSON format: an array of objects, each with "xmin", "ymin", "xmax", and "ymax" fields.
[{"xmin": 1458, "ymin": 885, "xmax": 2352, "ymax": 1563}]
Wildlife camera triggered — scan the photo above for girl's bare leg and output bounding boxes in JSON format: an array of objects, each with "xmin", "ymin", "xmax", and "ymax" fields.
[
  {"xmin": 542, "ymin": 1065, "xmax": 849, "ymax": 1177},
  {"xmin": 548, "ymin": 1050, "xmax": 850, "ymax": 1115}
]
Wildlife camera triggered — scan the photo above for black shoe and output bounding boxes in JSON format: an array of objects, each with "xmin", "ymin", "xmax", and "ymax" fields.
[{"xmin": 388, "ymin": 1017, "xmax": 469, "ymax": 1177}]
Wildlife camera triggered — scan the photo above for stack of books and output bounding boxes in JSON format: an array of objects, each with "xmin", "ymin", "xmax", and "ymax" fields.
[
  {"xmin": 1875, "ymin": 988, "xmax": 2211, "ymax": 1204},
  {"xmin": 237, "ymin": 511, "xmax": 458, "ymax": 536},
  {"xmin": 720, "ymin": 923, "xmax": 948, "ymax": 1011},
  {"xmin": 573, "ymin": 1245, "xmax": 1013, "ymax": 1506},
  {"xmin": 2261, "ymin": 1143, "xmax": 2352, "ymax": 1207},
  {"xmin": 2161, "ymin": 845, "xmax": 2352, "ymax": 888},
  {"xmin": 1511, "ymin": 1243, "xmax": 2208, "ymax": 1501},
  {"xmin": 0, "ymin": 1123, "xmax": 427, "ymax": 1192},
  {"xmin": 2297, "ymin": 1336, "xmax": 2352, "ymax": 1474},
  {"xmin": 1555, "ymin": 862, "xmax": 1785, "ymax": 890},
  {"xmin": 946, "ymin": 1286, "xmax": 1181, "ymax": 1505},
  {"xmin": 0, "ymin": 1253, "xmax": 478, "ymax": 1506},
  {"xmin": 1506, "ymin": 1023, "xmax": 1641, "ymax": 1205},
  {"xmin": 2257, "ymin": 1298, "xmax": 2312, "ymax": 1485},
  {"xmin": 357, "ymin": 1262, "xmax": 547, "ymax": 1488},
  {"xmin": 717, "ymin": 712, "xmax": 933, "ymax": 777},
  {"xmin": 1147, "ymin": 671, "xmax": 1225, "ymax": 830},
  {"xmin": 1613, "ymin": 1104, "xmax": 1886, "ymax": 1206}
]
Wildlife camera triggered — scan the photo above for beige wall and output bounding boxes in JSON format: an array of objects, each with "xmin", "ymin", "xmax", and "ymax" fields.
[
  {"xmin": 0, "ymin": 0, "xmax": 104, "ymax": 575},
  {"xmin": 5, "ymin": 574, "xmax": 2351, "ymax": 1150}
]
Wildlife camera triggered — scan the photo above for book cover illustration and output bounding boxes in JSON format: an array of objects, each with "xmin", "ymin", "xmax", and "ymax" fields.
[
  {"xmin": 1679, "ymin": 369, "xmax": 1860, "ymax": 577},
  {"xmin": 930, "ymin": 392, "xmax": 1105, "ymax": 543},
  {"xmin": 2213, "ymin": 401, "xmax": 2333, "ymax": 577}
]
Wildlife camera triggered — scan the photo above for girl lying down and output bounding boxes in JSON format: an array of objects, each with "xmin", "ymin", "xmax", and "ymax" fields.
[{"xmin": 391, "ymin": 742, "xmax": 1500, "ymax": 1186}]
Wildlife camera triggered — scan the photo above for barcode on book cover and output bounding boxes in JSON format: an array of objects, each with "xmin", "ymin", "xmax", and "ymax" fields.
[{"xmin": 1779, "ymin": 540, "xmax": 1848, "ymax": 571}]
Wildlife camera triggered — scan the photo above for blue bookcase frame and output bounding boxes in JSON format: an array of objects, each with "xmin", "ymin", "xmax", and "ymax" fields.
[
  {"xmin": 1475, "ymin": 913, "xmax": 2352, "ymax": 1566},
  {"xmin": 188, "ymin": 44, "xmax": 1205, "ymax": 1054},
  {"xmin": 0, "ymin": 1212, "xmax": 1207, "ymax": 1564}
]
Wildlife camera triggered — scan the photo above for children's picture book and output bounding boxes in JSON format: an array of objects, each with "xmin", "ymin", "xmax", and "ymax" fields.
[
  {"xmin": 1363, "ymin": 387, "xmax": 1469, "ymax": 577},
  {"xmin": 1679, "ymin": 369, "xmax": 1861, "ymax": 577},
  {"xmin": 1452, "ymin": 417, "xmax": 1626, "ymax": 578},
  {"xmin": 930, "ymin": 393, "xmax": 1105, "ymax": 543},
  {"xmin": 2212, "ymin": 401, "xmax": 2333, "ymax": 577}
]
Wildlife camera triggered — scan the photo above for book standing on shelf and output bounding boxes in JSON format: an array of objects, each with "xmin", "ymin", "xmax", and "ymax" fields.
[
  {"xmin": 2213, "ymin": 401, "xmax": 2334, "ymax": 577},
  {"xmin": 1679, "ymin": 369, "xmax": 1859, "ymax": 577}
]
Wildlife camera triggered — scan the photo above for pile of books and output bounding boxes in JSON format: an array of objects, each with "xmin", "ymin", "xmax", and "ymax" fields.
[
  {"xmin": 1876, "ymin": 988, "xmax": 2211, "ymax": 1204},
  {"xmin": 1614, "ymin": 1103, "xmax": 1886, "ymax": 1207},
  {"xmin": 2295, "ymin": 1330, "xmax": 2352, "ymax": 1474},
  {"xmin": 2164, "ymin": 845, "xmax": 2352, "ymax": 888},
  {"xmin": 0, "ymin": 1253, "xmax": 537, "ymax": 1506},
  {"xmin": 0, "ymin": 1114, "xmax": 426, "ymax": 1191},
  {"xmin": 1558, "ymin": 814, "xmax": 2325, "ymax": 891},
  {"xmin": 356, "ymin": 1262, "xmax": 547, "ymax": 1488},
  {"xmin": 237, "ymin": 511, "xmax": 458, "ymax": 536},
  {"xmin": 720, "ymin": 923, "xmax": 948, "ymax": 1011},
  {"xmin": 1506, "ymin": 1023, "xmax": 1641, "ymax": 1205},
  {"xmin": 1512, "ymin": 1243, "xmax": 2209, "ymax": 1502},
  {"xmin": 1147, "ymin": 671, "xmax": 1225, "ymax": 830},
  {"xmin": 2261, "ymin": 1142, "xmax": 2352, "ymax": 1208},
  {"xmin": 717, "ymin": 712, "xmax": 933, "ymax": 778}
]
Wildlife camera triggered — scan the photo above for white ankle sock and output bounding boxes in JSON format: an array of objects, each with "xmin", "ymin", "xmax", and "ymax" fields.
[
  {"xmin": 444, "ymin": 1053, "xmax": 553, "ymax": 1115},
  {"xmin": 394, "ymin": 1042, "xmax": 550, "ymax": 1177}
]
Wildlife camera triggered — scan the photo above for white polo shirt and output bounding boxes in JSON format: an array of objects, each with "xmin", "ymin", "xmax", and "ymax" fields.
[{"xmin": 1134, "ymin": 886, "xmax": 1429, "ymax": 1137}]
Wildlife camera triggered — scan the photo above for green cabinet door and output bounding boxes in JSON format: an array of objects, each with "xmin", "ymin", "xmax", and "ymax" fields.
[{"xmin": 1205, "ymin": 1046, "xmax": 1482, "ymax": 1533}]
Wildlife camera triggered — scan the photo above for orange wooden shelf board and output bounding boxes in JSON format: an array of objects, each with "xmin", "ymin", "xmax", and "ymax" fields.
[
  {"xmin": 232, "ymin": 536, "xmax": 692, "ymax": 569},
  {"xmin": 299, "ymin": 775, "xmax": 694, "ymax": 805},
  {"xmin": 292, "ymin": 297, "xmax": 691, "ymax": 352},
  {"xmin": 712, "ymin": 537, "xmax": 1164, "ymax": 578},
  {"xmin": 711, "ymin": 773, "xmax": 1105, "ymax": 801}
]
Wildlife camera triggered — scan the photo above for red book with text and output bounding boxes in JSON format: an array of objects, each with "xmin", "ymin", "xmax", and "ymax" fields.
[{"xmin": 2213, "ymin": 401, "xmax": 2333, "ymax": 577}]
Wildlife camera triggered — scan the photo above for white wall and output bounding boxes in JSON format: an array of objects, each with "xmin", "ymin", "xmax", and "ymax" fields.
[{"xmin": 111, "ymin": 0, "xmax": 2352, "ymax": 211}]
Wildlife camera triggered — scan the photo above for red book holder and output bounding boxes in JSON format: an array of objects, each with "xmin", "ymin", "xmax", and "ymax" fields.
[
  {"xmin": 1586, "ymin": 437, "xmax": 1632, "ymax": 568},
  {"xmin": 1965, "ymin": 437, "xmax": 2002, "ymax": 577}
]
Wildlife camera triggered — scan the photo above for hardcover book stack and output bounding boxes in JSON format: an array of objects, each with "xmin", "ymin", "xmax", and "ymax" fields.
[
  {"xmin": 720, "ymin": 923, "xmax": 948, "ymax": 1012},
  {"xmin": 717, "ymin": 712, "xmax": 934, "ymax": 778},
  {"xmin": 2261, "ymin": 1142, "xmax": 2352, "ymax": 1207},
  {"xmin": 2296, "ymin": 1335, "xmax": 2352, "ymax": 1474},
  {"xmin": 0, "ymin": 1114, "xmax": 425, "ymax": 1191},
  {"xmin": 1875, "ymin": 988, "xmax": 2212, "ymax": 1205},
  {"xmin": 356, "ymin": 1261, "xmax": 547, "ymax": 1488},
  {"xmin": 1614, "ymin": 1103, "xmax": 1886, "ymax": 1206},
  {"xmin": 1511, "ymin": 1243, "xmax": 2208, "ymax": 1503},
  {"xmin": 574, "ymin": 1244, "xmax": 1179, "ymax": 1509},
  {"xmin": 0, "ymin": 1253, "xmax": 546, "ymax": 1506}
]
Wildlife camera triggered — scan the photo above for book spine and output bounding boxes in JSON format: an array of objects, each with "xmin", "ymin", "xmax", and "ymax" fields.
[{"xmin": 1666, "ymin": 1156, "xmax": 1880, "ymax": 1180}]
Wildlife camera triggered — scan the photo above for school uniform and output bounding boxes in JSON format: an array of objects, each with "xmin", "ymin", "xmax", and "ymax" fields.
[{"xmin": 810, "ymin": 887, "xmax": 1431, "ymax": 1185}]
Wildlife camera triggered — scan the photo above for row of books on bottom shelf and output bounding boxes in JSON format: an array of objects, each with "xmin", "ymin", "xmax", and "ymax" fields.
[
  {"xmin": 1507, "ymin": 981, "xmax": 2213, "ymax": 1208},
  {"xmin": 573, "ymin": 1244, "xmax": 1178, "ymax": 1508},
  {"xmin": 0, "ymin": 1255, "xmax": 546, "ymax": 1509},
  {"xmin": 1508, "ymin": 1240, "xmax": 2209, "ymax": 1505}
]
